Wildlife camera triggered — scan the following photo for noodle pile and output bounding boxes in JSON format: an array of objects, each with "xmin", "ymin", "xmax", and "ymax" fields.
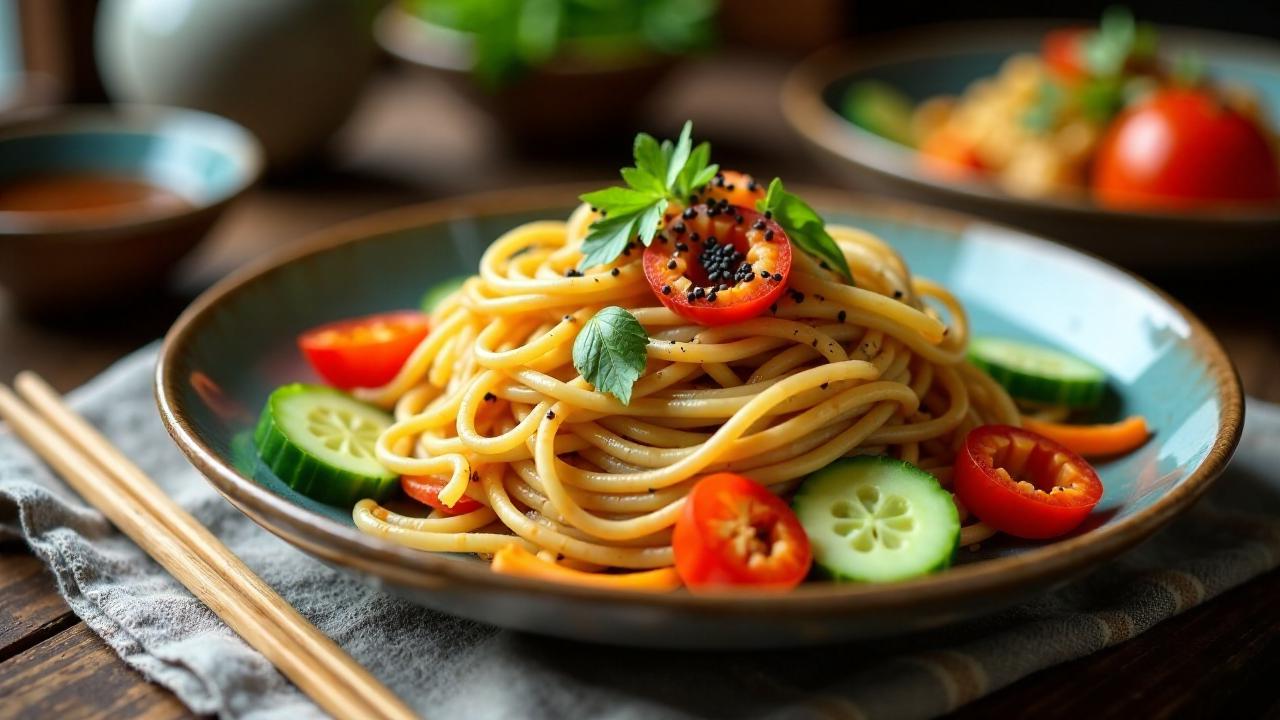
[{"xmin": 350, "ymin": 204, "xmax": 1019, "ymax": 570}]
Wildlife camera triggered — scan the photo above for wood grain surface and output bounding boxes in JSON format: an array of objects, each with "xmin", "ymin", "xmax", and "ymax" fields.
[{"xmin": 2, "ymin": 65, "xmax": 1279, "ymax": 720}]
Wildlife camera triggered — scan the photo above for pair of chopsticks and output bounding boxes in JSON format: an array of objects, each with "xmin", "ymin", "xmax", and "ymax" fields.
[{"xmin": 0, "ymin": 373, "xmax": 418, "ymax": 720}]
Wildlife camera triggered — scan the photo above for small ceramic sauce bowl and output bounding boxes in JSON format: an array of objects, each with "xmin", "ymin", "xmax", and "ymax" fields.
[{"xmin": 0, "ymin": 105, "xmax": 262, "ymax": 316}]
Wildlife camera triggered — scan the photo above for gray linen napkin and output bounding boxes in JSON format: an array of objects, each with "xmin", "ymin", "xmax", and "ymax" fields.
[{"xmin": 3, "ymin": 344, "xmax": 1279, "ymax": 720}]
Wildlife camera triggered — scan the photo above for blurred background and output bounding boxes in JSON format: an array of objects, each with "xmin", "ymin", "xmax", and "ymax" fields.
[{"xmin": 2, "ymin": 0, "xmax": 1279, "ymax": 394}]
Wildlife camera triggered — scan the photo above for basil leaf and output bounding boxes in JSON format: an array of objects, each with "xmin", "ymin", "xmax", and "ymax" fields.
[
  {"xmin": 572, "ymin": 306, "xmax": 649, "ymax": 405},
  {"xmin": 758, "ymin": 178, "xmax": 853, "ymax": 284}
]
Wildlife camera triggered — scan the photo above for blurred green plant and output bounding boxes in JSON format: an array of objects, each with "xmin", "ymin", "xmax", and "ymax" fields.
[{"xmin": 407, "ymin": 0, "xmax": 718, "ymax": 87}]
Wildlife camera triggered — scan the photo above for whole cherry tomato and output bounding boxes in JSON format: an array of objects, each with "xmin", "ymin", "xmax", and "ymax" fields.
[{"xmin": 1093, "ymin": 88, "xmax": 1280, "ymax": 210}]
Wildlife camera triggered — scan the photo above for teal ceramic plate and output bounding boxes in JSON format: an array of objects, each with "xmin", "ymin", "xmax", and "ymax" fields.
[
  {"xmin": 156, "ymin": 186, "xmax": 1242, "ymax": 648},
  {"xmin": 783, "ymin": 22, "xmax": 1280, "ymax": 268}
]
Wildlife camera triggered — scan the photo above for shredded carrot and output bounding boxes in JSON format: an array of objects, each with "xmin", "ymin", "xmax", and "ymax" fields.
[
  {"xmin": 490, "ymin": 545, "xmax": 682, "ymax": 593},
  {"xmin": 1021, "ymin": 415, "xmax": 1150, "ymax": 457}
]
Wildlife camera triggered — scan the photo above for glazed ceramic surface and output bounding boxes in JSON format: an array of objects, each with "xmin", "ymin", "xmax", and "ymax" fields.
[
  {"xmin": 96, "ymin": 0, "xmax": 375, "ymax": 169},
  {"xmin": 783, "ymin": 22, "xmax": 1280, "ymax": 268},
  {"xmin": 157, "ymin": 186, "xmax": 1241, "ymax": 648},
  {"xmin": 0, "ymin": 105, "xmax": 261, "ymax": 313}
]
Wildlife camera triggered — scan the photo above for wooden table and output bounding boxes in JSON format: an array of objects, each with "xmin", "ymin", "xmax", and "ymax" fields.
[{"xmin": 3, "ymin": 63, "xmax": 1280, "ymax": 719}]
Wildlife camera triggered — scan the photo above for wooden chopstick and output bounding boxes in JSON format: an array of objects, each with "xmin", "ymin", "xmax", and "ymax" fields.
[{"xmin": 0, "ymin": 379, "xmax": 418, "ymax": 720}]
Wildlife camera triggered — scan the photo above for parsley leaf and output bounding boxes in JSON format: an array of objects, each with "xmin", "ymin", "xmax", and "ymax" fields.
[
  {"xmin": 756, "ymin": 179, "xmax": 854, "ymax": 284},
  {"xmin": 577, "ymin": 121, "xmax": 717, "ymax": 270},
  {"xmin": 572, "ymin": 307, "xmax": 649, "ymax": 405}
]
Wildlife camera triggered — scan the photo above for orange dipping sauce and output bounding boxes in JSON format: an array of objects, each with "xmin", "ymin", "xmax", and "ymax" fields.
[{"xmin": 0, "ymin": 174, "xmax": 190, "ymax": 227}]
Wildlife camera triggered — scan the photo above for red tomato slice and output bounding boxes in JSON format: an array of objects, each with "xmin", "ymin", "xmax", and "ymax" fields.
[
  {"xmin": 1042, "ymin": 27, "xmax": 1091, "ymax": 81},
  {"xmin": 298, "ymin": 311, "xmax": 429, "ymax": 389},
  {"xmin": 643, "ymin": 205, "xmax": 791, "ymax": 326},
  {"xmin": 401, "ymin": 475, "xmax": 483, "ymax": 515},
  {"xmin": 953, "ymin": 425, "xmax": 1104, "ymax": 540},
  {"xmin": 672, "ymin": 473, "xmax": 811, "ymax": 592},
  {"xmin": 1093, "ymin": 88, "xmax": 1280, "ymax": 210}
]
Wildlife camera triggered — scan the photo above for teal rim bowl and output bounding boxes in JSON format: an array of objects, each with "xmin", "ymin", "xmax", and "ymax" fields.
[
  {"xmin": 782, "ymin": 21, "xmax": 1280, "ymax": 267},
  {"xmin": 156, "ymin": 185, "xmax": 1243, "ymax": 647},
  {"xmin": 0, "ymin": 105, "xmax": 262, "ymax": 312}
]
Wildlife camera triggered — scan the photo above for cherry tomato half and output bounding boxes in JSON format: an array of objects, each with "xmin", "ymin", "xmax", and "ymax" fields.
[
  {"xmin": 401, "ymin": 475, "xmax": 483, "ymax": 515},
  {"xmin": 1093, "ymin": 88, "xmax": 1280, "ymax": 210},
  {"xmin": 672, "ymin": 473, "xmax": 812, "ymax": 592},
  {"xmin": 643, "ymin": 204, "xmax": 792, "ymax": 326},
  {"xmin": 954, "ymin": 425, "xmax": 1104, "ymax": 540},
  {"xmin": 298, "ymin": 311, "xmax": 429, "ymax": 389}
]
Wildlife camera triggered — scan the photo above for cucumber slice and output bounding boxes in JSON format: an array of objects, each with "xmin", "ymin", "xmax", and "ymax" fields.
[
  {"xmin": 969, "ymin": 337, "xmax": 1106, "ymax": 408},
  {"xmin": 793, "ymin": 456, "xmax": 959, "ymax": 583},
  {"xmin": 253, "ymin": 384, "xmax": 398, "ymax": 507},
  {"xmin": 420, "ymin": 275, "xmax": 468, "ymax": 315}
]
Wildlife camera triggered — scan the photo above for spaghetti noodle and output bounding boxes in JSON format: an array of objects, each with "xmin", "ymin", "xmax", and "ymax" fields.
[{"xmin": 349, "ymin": 202, "xmax": 1019, "ymax": 570}]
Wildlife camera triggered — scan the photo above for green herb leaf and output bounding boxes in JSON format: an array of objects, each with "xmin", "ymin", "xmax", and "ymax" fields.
[
  {"xmin": 577, "ymin": 121, "xmax": 716, "ymax": 270},
  {"xmin": 675, "ymin": 142, "xmax": 718, "ymax": 200},
  {"xmin": 1083, "ymin": 6, "xmax": 1158, "ymax": 78},
  {"xmin": 572, "ymin": 306, "xmax": 649, "ymax": 405},
  {"xmin": 579, "ymin": 187, "xmax": 659, "ymax": 215},
  {"xmin": 664, "ymin": 122, "xmax": 694, "ymax": 188},
  {"xmin": 757, "ymin": 178, "xmax": 853, "ymax": 284}
]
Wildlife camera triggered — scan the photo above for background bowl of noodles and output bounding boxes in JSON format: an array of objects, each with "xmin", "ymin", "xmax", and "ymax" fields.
[
  {"xmin": 155, "ymin": 185, "xmax": 1240, "ymax": 648},
  {"xmin": 782, "ymin": 21, "xmax": 1280, "ymax": 270}
]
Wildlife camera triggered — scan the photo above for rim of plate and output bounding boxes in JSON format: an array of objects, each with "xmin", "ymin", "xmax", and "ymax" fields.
[
  {"xmin": 782, "ymin": 20, "xmax": 1280, "ymax": 227},
  {"xmin": 156, "ymin": 183, "xmax": 1243, "ymax": 614}
]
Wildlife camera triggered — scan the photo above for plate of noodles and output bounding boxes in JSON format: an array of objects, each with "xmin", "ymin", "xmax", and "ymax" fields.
[
  {"xmin": 156, "ymin": 123, "xmax": 1241, "ymax": 647},
  {"xmin": 783, "ymin": 12, "xmax": 1280, "ymax": 267}
]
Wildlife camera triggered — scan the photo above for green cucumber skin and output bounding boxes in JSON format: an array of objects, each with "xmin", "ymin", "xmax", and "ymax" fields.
[
  {"xmin": 968, "ymin": 338, "xmax": 1105, "ymax": 408},
  {"xmin": 253, "ymin": 384, "xmax": 398, "ymax": 508},
  {"xmin": 420, "ymin": 276, "xmax": 468, "ymax": 314},
  {"xmin": 793, "ymin": 456, "xmax": 960, "ymax": 583}
]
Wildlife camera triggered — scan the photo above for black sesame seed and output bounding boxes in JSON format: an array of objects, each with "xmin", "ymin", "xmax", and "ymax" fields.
[
  {"xmin": 662, "ymin": 284, "xmax": 671, "ymax": 295},
  {"xmin": 695, "ymin": 287, "xmax": 705, "ymax": 298},
  {"xmin": 675, "ymin": 242, "xmax": 689, "ymax": 252},
  {"xmin": 667, "ymin": 259, "xmax": 678, "ymax": 270},
  {"xmin": 707, "ymin": 292, "xmax": 717, "ymax": 302},
  {"xmin": 483, "ymin": 392, "xmax": 496, "ymax": 402},
  {"xmin": 753, "ymin": 219, "xmax": 766, "ymax": 230},
  {"xmin": 611, "ymin": 268, "xmax": 620, "ymax": 276},
  {"xmin": 819, "ymin": 260, "xmax": 831, "ymax": 270},
  {"xmin": 820, "ymin": 382, "xmax": 829, "ymax": 390},
  {"xmin": 566, "ymin": 268, "xmax": 583, "ymax": 277},
  {"xmin": 682, "ymin": 207, "xmax": 696, "ymax": 220},
  {"xmin": 673, "ymin": 222, "xmax": 686, "ymax": 234},
  {"xmin": 546, "ymin": 410, "xmax": 556, "ymax": 420},
  {"xmin": 894, "ymin": 290, "xmax": 904, "ymax": 298},
  {"xmin": 747, "ymin": 179, "xmax": 758, "ymax": 191},
  {"xmin": 735, "ymin": 214, "xmax": 744, "ymax": 224},
  {"xmin": 837, "ymin": 310, "xmax": 847, "ymax": 323},
  {"xmin": 773, "ymin": 273, "xmax": 784, "ymax": 281},
  {"xmin": 765, "ymin": 230, "xmax": 774, "ymax": 241},
  {"xmin": 764, "ymin": 210, "xmax": 773, "ymax": 219}
]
